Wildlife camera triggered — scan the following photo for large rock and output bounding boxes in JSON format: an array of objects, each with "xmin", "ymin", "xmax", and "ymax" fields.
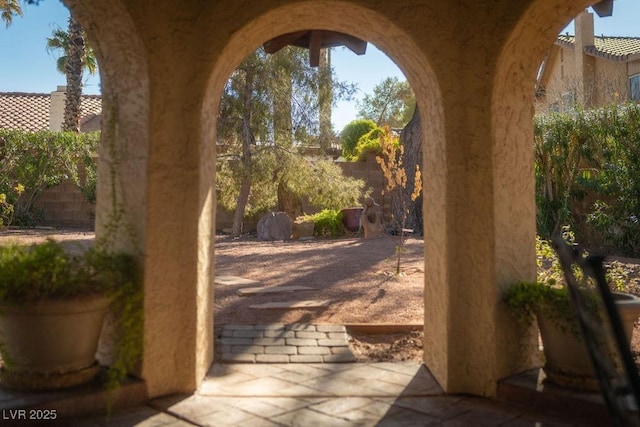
[{"xmin": 257, "ymin": 212, "xmax": 292, "ymax": 241}]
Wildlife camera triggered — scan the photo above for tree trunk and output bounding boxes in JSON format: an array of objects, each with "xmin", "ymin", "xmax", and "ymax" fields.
[
  {"xmin": 318, "ymin": 48, "xmax": 333, "ymax": 153},
  {"xmin": 63, "ymin": 17, "xmax": 85, "ymax": 133},
  {"xmin": 231, "ymin": 66, "xmax": 255, "ymax": 237},
  {"xmin": 277, "ymin": 181, "xmax": 303, "ymax": 219},
  {"xmin": 394, "ymin": 107, "xmax": 423, "ymax": 234}
]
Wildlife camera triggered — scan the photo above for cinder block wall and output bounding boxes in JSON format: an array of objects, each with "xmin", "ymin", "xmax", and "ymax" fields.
[
  {"xmin": 33, "ymin": 160, "xmax": 388, "ymax": 230},
  {"xmin": 337, "ymin": 159, "xmax": 392, "ymax": 222},
  {"xmin": 32, "ymin": 180, "xmax": 94, "ymax": 228}
]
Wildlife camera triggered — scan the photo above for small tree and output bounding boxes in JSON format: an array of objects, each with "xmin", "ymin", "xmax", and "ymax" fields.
[{"xmin": 376, "ymin": 127, "xmax": 422, "ymax": 274}]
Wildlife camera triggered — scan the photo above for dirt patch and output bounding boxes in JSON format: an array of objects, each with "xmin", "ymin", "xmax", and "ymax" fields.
[
  {"xmin": 348, "ymin": 330, "xmax": 424, "ymax": 362},
  {"xmin": 213, "ymin": 234, "xmax": 424, "ymax": 325}
]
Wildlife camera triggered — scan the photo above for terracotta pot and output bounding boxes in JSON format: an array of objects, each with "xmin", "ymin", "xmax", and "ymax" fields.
[
  {"xmin": 0, "ymin": 294, "xmax": 110, "ymax": 390},
  {"xmin": 293, "ymin": 220, "xmax": 314, "ymax": 239},
  {"xmin": 341, "ymin": 207, "xmax": 363, "ymax": 232},
  {"xmin": 537, "ymin": 291, "xmax": 640, "ymax": 391}
]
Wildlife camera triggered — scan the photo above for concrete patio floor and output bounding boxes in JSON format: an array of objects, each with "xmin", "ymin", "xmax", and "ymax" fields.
[
  {"xmin": 36, "ymin": 362, "xmax": 608, "ymax": 426},
  {"xmin": 0, "ymin": 322, "xmax": 613, "ymax": 426}
]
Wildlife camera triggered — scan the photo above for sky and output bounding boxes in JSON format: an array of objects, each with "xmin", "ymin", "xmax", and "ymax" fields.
[{"xmin": 1, "ymin": 1, "xmax": 639, "ymax": 133}]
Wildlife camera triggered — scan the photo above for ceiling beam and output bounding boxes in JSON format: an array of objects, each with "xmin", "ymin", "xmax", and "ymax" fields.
[{"xmin": 309, "ymin": 30, "xmax": 322, "ymax": 67}]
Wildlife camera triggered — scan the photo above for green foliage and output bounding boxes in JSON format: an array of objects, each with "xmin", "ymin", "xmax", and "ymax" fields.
[
  {"xmin": 353, "ymin": 127, "xmax": 384, "ymax": 161},
  {"xmin": 0, "ymin": 130, "xmax": 99, "ymax": 226},
  {"xmin": 216, "ymin": 149, "xmax": 366, "ymax": 216},
  {"xmin": 281, "ymin": 154, "xmax": 366, "ymax": 210},
  {"xmin": 534, "ymin": 103, "xmax": 640, "ymax": 256},
  {"xmin": 0, "ymin": 239, "xmax": 135, "ymax": 303},
  {"xmin": 505, "ymin": 234, "xmax": 634, "ymax": 334},
  {"xmin": 357, "ymin": 77, "xmax": 415, "ymax": 128},
  {"xmin": 300, "ymin": 209, "xmax": 344, "ymax": 237},
  {"xmin": 216, "ymin": 46, "xmax": 356, "ymax": 233},
  {"xmin": 46, "ymin": 23, "xmax": 99, "ymax": 77},
  {"xmin": 340, "ymin": 119, "xmax": 378, "ymax": 160},
  {"xmin": 0, "ymin": 239, "xmax": 141, "ymax": 397},
  {"xmin": 501, "ymin": 280, "xmax": 600, "ymax": 338}
]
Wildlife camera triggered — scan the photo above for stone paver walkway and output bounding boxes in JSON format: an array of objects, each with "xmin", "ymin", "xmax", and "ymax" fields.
[
  {"xmin": 66, "ymin": 362, "xmax": 602, "ymax": 426},
  {"xmin": 220, "ymin": 324, "xmax": 356, "ymax": 363}
]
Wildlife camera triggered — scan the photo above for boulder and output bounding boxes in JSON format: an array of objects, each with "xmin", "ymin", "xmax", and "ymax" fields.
[{"xmin": 257, "ymin": 212, "xmax": 292, "ymax": 241}]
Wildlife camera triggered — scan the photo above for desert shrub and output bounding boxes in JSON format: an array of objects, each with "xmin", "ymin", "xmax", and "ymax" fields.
[{"xmin": 300, "ymin": 209, "xmax": 344, "ymax": 237}]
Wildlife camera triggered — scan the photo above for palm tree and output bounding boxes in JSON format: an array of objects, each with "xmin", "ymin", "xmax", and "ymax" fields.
[
  {"xmin": 46, "ymin": 17, "xmax": 99, "ymax": 132},
  {"xmin": 0, "ymin": 0, "xmax": 22, "ymax": 28}
]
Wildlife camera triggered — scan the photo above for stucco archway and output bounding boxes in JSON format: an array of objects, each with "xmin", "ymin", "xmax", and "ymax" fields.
[
  {"xmin": 484, "ymin": 0, "xmax": 602, "ymax": 388},
  {"xmin": 59, "ymin": 0, "xmax": 606, "ymax": 399},
  {"xmin": 64, "ymin": 0, "xmax": 149, "ymax": 255},
  {"xmin": 201, "ymin": 0, "xmax": 442, "ymax": 389}
]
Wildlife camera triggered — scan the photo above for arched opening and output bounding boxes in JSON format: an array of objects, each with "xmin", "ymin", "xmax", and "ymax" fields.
[
  {"xmin": 206, "ymin": 3, "xmax": 433, "ymax": 372},
  {"xmin": 211, "ymin": 39, "xmax": 424, "ymax": 364},
  {"xmin": 202, "ymin": 0, "xmax": 440, "ymax": 396},
  {"xmin": 493, "ymin": 0, "xmax": 640, "ymax": 393}
]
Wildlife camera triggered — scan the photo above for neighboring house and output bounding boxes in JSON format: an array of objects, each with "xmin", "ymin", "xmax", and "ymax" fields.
[
  {"xmin": 536, "ymin": 10, "xmax": 640, "ymax": 113},
  {"xmin": 0, "ymin": 86, "xmax": 102, "ymax": 228},
  {"xmin": 0, "ymin": 86, "xmax": 102, "ymax": 132}
]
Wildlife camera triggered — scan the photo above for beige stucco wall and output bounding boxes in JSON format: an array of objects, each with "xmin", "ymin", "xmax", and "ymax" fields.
[
  {"xmin": 542, "ymin": 47, "xmax": 633, "ymax": 110},
  {"xmin": 539, "ymin": 10, "xmax": 638, "ymax": 112},
  {"xmin": 62, "ymin": 0, "xmax": 595, "ymax": 398}
]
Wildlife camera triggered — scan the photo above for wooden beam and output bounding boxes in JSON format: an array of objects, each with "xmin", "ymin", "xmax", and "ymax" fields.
[
  {"xmin": 341, "ymin": 35, "xmax": 368, "ymax": 56},
  {"xmin": 263, "ymin": 31, "xmax": 308, "ymax": 54},
  {"xmin": 309, "ymin": 30, "xmax": 322, "ymax": 67}
]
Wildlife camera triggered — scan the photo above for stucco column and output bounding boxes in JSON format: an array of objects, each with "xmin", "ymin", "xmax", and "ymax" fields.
[
  {"xmin": 140, "ymin": 83, "xmax": 215, "ymax": 396},
  {"xmin": 422, "ymin": 67, "xmax": 538, "ymax": 396}
]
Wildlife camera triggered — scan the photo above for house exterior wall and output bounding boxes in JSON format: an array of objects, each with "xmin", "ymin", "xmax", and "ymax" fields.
[
  {"xmin": 64, "ymin": 0, "xmax": 593, "ymax": 398},
  {"xmin": 630, "ymin": 60, "xmax": 640, "ymax": 76},
  {"xmin": 537, "ymin": 11, "xmax": 639, "ymax": 113},
  {"xmin": 539, "ymin": 49, "xmax": 634, "ymax": 112},
  {"xmin": 595, "ymin": 58, "xmax": 630, "ymax": 104}
]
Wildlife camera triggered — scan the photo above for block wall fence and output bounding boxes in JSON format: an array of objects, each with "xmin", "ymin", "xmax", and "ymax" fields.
[{"xmin": 33, "ymin": 159, "xmax": 390, "ymax": 230}]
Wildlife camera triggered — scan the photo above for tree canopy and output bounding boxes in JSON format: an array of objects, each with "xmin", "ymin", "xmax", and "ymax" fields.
[
  {"xmin": 357, "ymin": 76, "xmax": 415, "ymax": 128},
  {"xmin": 216, "ymin": 46, "xmax": 362, "ymax": 236},
  {"xmin": 1, "ymin": 0, "xmax": 22, "ymax": 28}
]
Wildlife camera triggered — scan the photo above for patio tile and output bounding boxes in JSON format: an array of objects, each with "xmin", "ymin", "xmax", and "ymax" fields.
[{"xmin": 271, "ymin": 406, "xmax": 357, "ymax": 426}]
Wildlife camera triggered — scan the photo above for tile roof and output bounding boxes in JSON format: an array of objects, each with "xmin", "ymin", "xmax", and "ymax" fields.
[
  {"xmin": 0, "ymin": 92, "xmax": 102, "ymax": 132},
  {"xmin": 557, "ymin": 34, "xmax": 640, "ymax": 62}
]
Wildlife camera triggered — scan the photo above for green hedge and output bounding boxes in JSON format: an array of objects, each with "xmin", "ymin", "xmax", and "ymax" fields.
[
  {"xmin": 0, "ymin": 130, "xmax": 99, "ymax": 227},
  {"xmin": 535, "ymin": 103, "xmax": 640, "ymax": 255}
]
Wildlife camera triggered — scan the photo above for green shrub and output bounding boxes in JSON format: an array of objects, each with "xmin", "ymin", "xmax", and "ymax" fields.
[
  {"xmin": 340, "ymin": 119, "xmax": 378, "ymax": 160},
  {"xmin": 0, "ymin": 239, "xmax": 142, "ymax": 394},
  {"xmin": 0, "ymin": 239, "xmax": 135, "ymax": 303},
  {"xmin": 534, "ymin": 103, "xmax": 640, "ymax": 256},
  {"xmin": 301, "ymin": 209, "xmax": 344, "ymax": 237},
  {"xmin": 353, "ymin": 127, "xmax": 384, "ymax": 161},
  {"xmin": 0, "ymin": 130, "xmax": 99, "ymax": 227}
]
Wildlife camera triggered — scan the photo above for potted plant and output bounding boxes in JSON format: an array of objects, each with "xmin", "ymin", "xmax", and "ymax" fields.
[
  {"xmin": 504, "ymin": 280, "xmax": 640, "ymax": 390},
  {"xmin": 0, "ymin": 239, "xmax": 139, "ymax": 391},
  {"xmin": 502, "ymin": 233, "xmax": 640, "ymax": 390}
]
